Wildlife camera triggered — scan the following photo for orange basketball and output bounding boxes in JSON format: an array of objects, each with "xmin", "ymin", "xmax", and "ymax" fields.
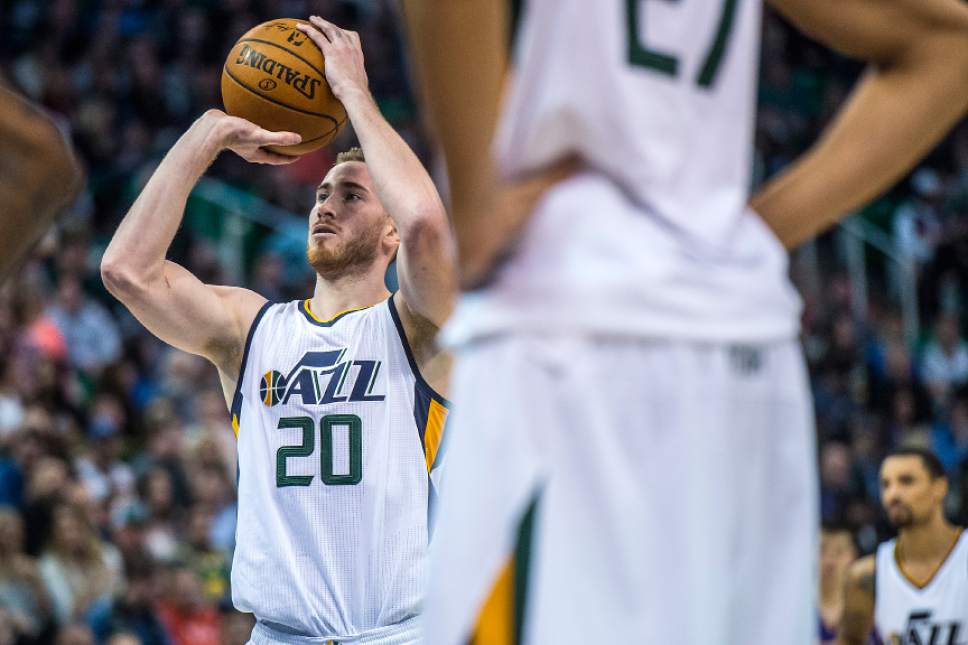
[{"xmin": 221, "ymin": 18, "xmax": 347, "ymax": 156}]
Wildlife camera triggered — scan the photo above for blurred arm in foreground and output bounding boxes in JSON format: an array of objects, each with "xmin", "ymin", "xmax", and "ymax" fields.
[
  {"xmin": 0, "ymin": 85, "xmax": 84, "ymax": 282},
  {"xmin": 753, "ymin": 0, "xmax": 968, "ymax": 249}
]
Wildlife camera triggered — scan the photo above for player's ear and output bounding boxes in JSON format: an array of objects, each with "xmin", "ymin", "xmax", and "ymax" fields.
[
  {"xmin": 384, "ymin": 214, "xmax": 398, "ymax": 238},
  {"xmin": 932, "ymin": 475, "xmax": 949, "ymax": 503},
  {"xmin": 383, "ymin": 215, "xmax": 400, "ymax": 256}
]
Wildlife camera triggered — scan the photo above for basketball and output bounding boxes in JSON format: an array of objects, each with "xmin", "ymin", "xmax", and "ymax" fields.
[{"xmin": 221, "ymin": 18, "xmax": 346, "ymax": 156}]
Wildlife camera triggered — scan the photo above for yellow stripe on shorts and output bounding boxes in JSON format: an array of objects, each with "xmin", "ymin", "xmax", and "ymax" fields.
[{"xmin": 472, "ymin": 559, "xmax": 514, "ymax": 645}]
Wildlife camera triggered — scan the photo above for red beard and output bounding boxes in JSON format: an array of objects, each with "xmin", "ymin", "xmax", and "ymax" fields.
[{"xmin": 306, "ymin": 217, "xmax": 386, "ymax": 281}]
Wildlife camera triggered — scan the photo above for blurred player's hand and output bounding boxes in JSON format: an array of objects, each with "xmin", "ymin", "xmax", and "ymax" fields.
[
  {"xmin": 199, "ymin": 109, "xmax": 301, "ymax": 165},
  {"xmin": 297, "ymin": 16, "xmax": 370, "ymax": 104},
  {"xmin": 459, "ymin": 155, "xmax": 582, "ymax": 290}
]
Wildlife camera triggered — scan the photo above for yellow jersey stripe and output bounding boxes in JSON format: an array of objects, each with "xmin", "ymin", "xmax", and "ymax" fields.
[
  {"xmin": 423, "ymin": 399, "xmax": 448, "ymax": 473},
  {"xmin": 303, "ymin": 299, "xmax": 372, "ymax": 324},
  {"xmin": 472, "ymin": 559, "xmax": 514, "ymax": 645},
  {"xmin": 232, "ymin": 414, "xmax": 240, "ymax": 439}
]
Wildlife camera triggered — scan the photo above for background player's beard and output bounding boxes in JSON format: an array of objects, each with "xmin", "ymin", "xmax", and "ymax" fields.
[
  {"xmin": 887, "ymin": 503, "xmax": 915, "ymax": 528},
  {"xmin": 306, "ymin": 217, "xmax": 386, "ymax": 281}
]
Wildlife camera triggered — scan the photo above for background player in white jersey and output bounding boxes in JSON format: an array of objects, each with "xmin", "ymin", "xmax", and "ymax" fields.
[
  {"xmin": 838, "ymin": 448, "xmax": 967, "ymax": 645},
  {"xmin": 102, "ymin": 15, "xmax": 455, "ymax": 645},
  {"xmin": 404, "ymin": 0, "xmax": 968, "ymax": 643}
]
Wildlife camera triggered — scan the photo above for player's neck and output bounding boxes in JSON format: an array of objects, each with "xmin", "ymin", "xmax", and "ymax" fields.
[
  {"xmin": 898, "ymin": 516, "xmax": 960, "ymax": 564},
  {"xmin": 310, "ymin": 270, "xmax": 391, "ymax": 321}
]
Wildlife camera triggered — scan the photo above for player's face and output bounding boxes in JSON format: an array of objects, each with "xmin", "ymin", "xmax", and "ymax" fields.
[
  {"xmin": 308, "ymin": 162, "xmax": 398, "ymax": 279},
  {"xmin": 879, "ymin": 456, "xmax": 945, "ymax": 529},
  {"xmin": 819, "ymin": 530, "xmax": 856, "ymax": 584}
]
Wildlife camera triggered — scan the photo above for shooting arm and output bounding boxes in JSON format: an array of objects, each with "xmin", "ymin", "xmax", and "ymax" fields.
[{"xmin": 101, "ymin": 111, "xmax": 297, "ymax": 373}]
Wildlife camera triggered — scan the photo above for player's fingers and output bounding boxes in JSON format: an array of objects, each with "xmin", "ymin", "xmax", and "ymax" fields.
[
  {"xmin": 309, "ymin": 15, "xmax": 342, "ymax": 43},
  {"xmin": 295, "ymin": 22, "xmax": 329, "ymax": 50},
  {"xmin": 254, "ymin": 129, "xmax": 302, "ymax": 147},
  {"xmin": 250, "ymin": 149, "xmax": 299, "ymax": 165}
]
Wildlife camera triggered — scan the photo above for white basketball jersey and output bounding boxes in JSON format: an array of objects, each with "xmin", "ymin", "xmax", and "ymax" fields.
[
  {"xmin": 229, "ymin": 296, "xmax": 448, "ymax": 639},
  {"xmin": 444, "ymin": 0, "xmax": 802, "ymax": 345},
  {"xmin": 874, "ymin": 530, "xmax": 968, "ymax": 645}
]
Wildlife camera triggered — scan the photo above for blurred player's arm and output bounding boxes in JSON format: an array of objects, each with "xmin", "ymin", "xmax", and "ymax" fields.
[
  {"xmin": 836, "ymin": 555, "xmax": 876, "ymax": 645},
  {"xmin": 753, "ymin": 0, "xmax": 968, "ymax": 249},
  {"xmin": 0, "ymin": 85, "xmax": 83, "ymax": 282},
  {"xmin": 101, "ymin": 111, "xmax": 299, "ymax": 380},
  {"xmin": 401, "ymin": 1, "xmax": 578, "ymax": 289},
  {"xmin": 297, "ymin": 16, "xmax": 457, "ymax": 328}
]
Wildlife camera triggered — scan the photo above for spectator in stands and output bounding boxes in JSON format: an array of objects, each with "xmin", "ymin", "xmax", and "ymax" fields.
[
  {"xmin": 156, "ymin": 565, "xmax": 221, "ymax": 645},
  {"xmin": 179, "ymin": 507, "xmax": 230, "ymax": 604},
  {"xmin": 933, "ymin": 393, "xmax": 968, "ymax": 475},
  {"xmin": 107, "ymin": 632, "xmax": 143, "ymax": 645},
  {"xmin": 819, "ymin": 441, "xmax": 866, "ymax": 524},
  {"xmin": 39, "ymin": 504, "xmax": 122, "ymax": 626},
  {"xmin": 74, "ymin": 400, "xmax": 136, "ymax": 507},
  {"xmin": 893, "ymin": 168, "xmax": 945, "ymax": 271},
  {"xmin": 55, "ymin": 623, "xmax": 95, "ymax": 645},
  {"xmin": 139, "ymin": 468, "xmax": 181, "ymax": 564},
  {"xmin": 0, "ymin": 508, "xmax": 52, "ymax": 643},
  {"xmin": 922, "ymin": 314, "xmax": 968, "ymax": 409},
  {"xmin": 95, "ymin": 556, "xmax": 171, "ymax": 645},
  {"xmin": 46, "ymin": 275, "xmax": 121, "ymax": 375}
]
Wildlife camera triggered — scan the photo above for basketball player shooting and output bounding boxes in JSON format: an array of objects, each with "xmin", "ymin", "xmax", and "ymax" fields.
[
  {"xmin": 837, "ymin": 448, "xmax": 966, "ymax": 645},
  {"xmin": 404, "ymin": 1, "xmax": 968, "ymax": 644},
  {"xmin": 0, "ymin": 83, "xmax": 83, "ymax": 282},
  {"xmin": 102, "ymin": 15, "xmax": 455, "ymax": 645}
]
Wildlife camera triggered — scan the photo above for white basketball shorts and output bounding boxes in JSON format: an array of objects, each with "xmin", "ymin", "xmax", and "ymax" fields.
[{"xmin": 425, "ymin": 334, "xmax": 817, "ymax": 645}]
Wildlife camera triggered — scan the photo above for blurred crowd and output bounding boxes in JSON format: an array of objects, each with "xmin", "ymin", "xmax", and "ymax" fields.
[{"xmin": 0, "ymin": 1, "xmax": 966, "ymax": 644}]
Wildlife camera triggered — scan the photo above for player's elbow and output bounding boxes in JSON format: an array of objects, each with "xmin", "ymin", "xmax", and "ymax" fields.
[
  {"xmin": 100, "ymin": 257, "xmax": 149, "ymax": 301},
  {"xmin": 398, "ymin": 207, "xmax": 451, "ymax": 250}
]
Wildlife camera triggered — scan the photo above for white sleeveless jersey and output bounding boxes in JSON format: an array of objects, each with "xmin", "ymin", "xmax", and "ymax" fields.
[
  {"xmin": 444, "ymin": 0, "xmax": 802, "ymax": 345},
  {"xmin": 874, "ymin": 530, "xmax": 968, "ymax": 645},
  {"xmin": 228, "ymin": 296, "xmax": 449, "ymax": 639}
]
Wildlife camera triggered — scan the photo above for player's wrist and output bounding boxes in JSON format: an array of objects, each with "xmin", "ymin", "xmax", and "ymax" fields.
[
  {"xmin": 190, "ymin": 110, "xmax": 233, "ymax": 159},
  {"xmin": 336, "ymin": 86, "xmax": 375, "ymax": 113}
]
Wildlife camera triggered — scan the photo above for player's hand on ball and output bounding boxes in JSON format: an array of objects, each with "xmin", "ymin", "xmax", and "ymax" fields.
[
  {"xmin": 296, "ymin": 16, "xmax": 370, "ymax": 103},
  {"xmin": 202, "ymin": 109, "xmax": 301, "ymax": 165}
]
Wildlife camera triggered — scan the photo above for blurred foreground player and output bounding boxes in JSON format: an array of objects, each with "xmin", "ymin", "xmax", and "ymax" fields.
[
  {"xmin": 405, "ymin": 0, "xmax": 968, "ymax": 643},
  {"xmin": 838, "ymin": 448, "xmax": 966, "ymax": 645},
  {"xmin": 0, "ymin": 84, "xmax": 83, "ymax": 282},
  {"xmin": 102, "ymin": 16, "xmax": 454, "ymax": 645}
]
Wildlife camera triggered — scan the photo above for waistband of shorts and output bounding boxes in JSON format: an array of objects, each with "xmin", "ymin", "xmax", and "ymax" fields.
[{"xmin": 250, "ymin": 616, "xmax": 420, "ymax": 645}]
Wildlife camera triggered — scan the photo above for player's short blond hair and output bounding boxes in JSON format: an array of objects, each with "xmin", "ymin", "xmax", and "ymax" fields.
[{"xmin": 335, "ymin": 147, "xmax": 365, "ymax": 165}]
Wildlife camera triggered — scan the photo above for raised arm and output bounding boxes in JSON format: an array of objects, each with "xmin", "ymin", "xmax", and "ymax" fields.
[
  {"xmin": 753, "ymin": 0, "xmax": 968, "ymax": 249},
  {"xmin": 297, "ymin": 16, "xmax": 456, "ymax": 328},
  {"xmin": 836, "ymin": 555, "xmax": 876, "ymax": 645},
  {"xmin": 100, "ymin": 111, "xmax": 300, "ymax": 390}
]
